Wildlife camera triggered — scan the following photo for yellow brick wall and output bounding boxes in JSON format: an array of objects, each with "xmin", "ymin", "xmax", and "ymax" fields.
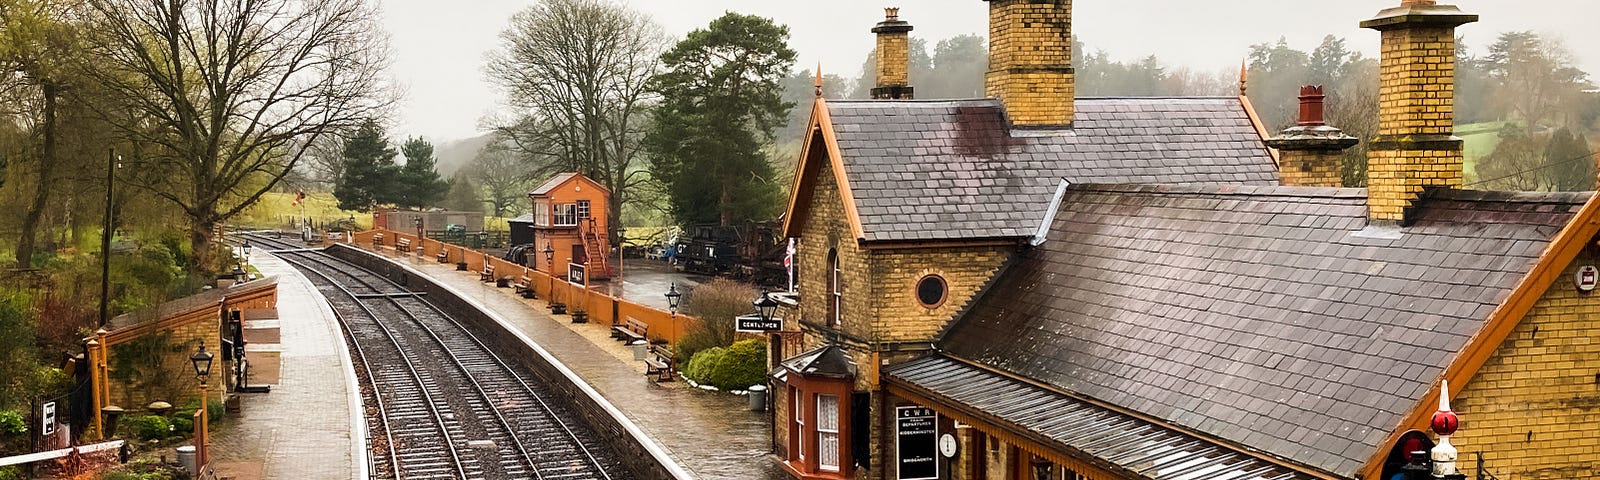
[
  {"xmin": 876, "ymin": 33, "xmax": 909, "ymax": 88},
  {"xmin": 1452, "ymin": 253, "xmax": 1600, "ymax": 478},
  {"xmin": 1377, "ymin": 27, "xmax": 1457, "ymax": 136},
  {"xmin": 985, "ymin": 0, "xmax": 1074, "ymax": 126},
  {"xmin": 1367, "ymin": 23, "xmax": 1464, "ymax": 223},
  {"xmin": 797, "ymin": 158, "xmax": 876, "ymax": 344},
  {"xmin": 1366, "ymin": 148, "xmax": 1464, "ymax": 222},
  {"xmin": 1278, "ymin": 151, "xmax": 1345, "ymax": 188},
  {"xmin": 107, "ymin": 319, "xmax": 220, "ymax": 410},
  {"xmin": 869, "ymin": 248, "xmax": 1009, "ymax": 344}
]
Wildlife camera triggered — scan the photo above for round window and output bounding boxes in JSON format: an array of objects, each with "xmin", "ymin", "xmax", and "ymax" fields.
[{"xmin": 916, "ymin": 275, "xmax": 947, "ymax": 308}]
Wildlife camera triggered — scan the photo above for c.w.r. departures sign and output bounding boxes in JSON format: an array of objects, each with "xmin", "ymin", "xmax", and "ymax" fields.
[{"xmin": 896, "ymin": 406, "xmax": 938, "ymax": 480}]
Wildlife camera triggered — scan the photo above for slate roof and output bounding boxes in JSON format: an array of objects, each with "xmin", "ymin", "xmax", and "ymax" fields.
[
  {"xmin": 778, "ymin": 344, "xmax": 857, "ymax": 379},
  {"xmin": 530, "ymin": 172, "xmax": 579, "ymax": 196},
  {"xmin": 825, "ymin": 98, "xmax": 1278, "ymax": 242},
  {"xmin": 886, "ymin": 355, "xmax": 1316, "ymax": 480},
  {"xmin": 935, "ymin": 185, "xmax": 1591, "ymax": 477}
]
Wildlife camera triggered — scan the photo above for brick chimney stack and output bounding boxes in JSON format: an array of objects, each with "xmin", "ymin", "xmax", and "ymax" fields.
[
  {"xmin": 871, "ymin": 8, "xmax": 914, "ymax": 100},
  {"xmin": 984, "ymin": 0, "xmax": 1073, "ymax": 127},
  {"xmin": 1266, "ymin": 86, "xmax": 1358, "ymax": 188},
  {"xmin": 1361, "ymin": 1, "xmax": 1477, "ymax": 225}
]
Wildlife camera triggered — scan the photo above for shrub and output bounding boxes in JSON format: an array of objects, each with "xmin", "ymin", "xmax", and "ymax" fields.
[
  {"xmin": 682, "ymin": 346, "xmax": 725, "ymax": 385},
  {"xmin": 677, "ymin": 278, "xmax": 760, "ymax": 361},
  {"xmin": 683, "ymin": 339, "xmax": 768, "ymax": 390},
  {"xmin": 0, "ymin": 465, "xmax": 21, "ymax": 480},
  {"xmin": 132, "ymin": 415, "xmax": 170, "ymax": 441},
  {"xmin": 169, "ymin": 415, "xmax": 193, "ymax": 435},
  {"xmin": 0, "ymin": 410, "xmax": 25, "ymax": 436}
]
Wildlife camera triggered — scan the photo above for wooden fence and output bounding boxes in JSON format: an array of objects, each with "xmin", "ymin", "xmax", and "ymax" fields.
[{"xmin": 348, "ymin": 229, "xmax": 693, "ymax": 344}]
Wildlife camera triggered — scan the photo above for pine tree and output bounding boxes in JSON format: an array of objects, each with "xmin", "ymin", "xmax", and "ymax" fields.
[
  {"xmin": 645, "ymin": 13, "xmax": 796, "ymax": 226},
  {"xmin": 396, "ymin": 136, "xmax": 449, "ymax": 209},
  {"xmin": 332, "ymin": 120, "xmax": 400, "ymax": 212}
]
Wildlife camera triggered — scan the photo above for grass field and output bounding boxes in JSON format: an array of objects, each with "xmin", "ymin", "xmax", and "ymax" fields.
[
  {"xmin": 1458, "ymin": 121, "xmax": 1518, "ymax": 183},
  {"xmin": 236, "ymin": 192, "xmax": 373, "ymax": 230}
]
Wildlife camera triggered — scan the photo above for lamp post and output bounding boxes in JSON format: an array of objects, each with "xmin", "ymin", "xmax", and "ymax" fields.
[
  {"xmin": 544, "ymin": 243, "xmax": 562, "ymax": 313},
  {"xmin": 190, "ymin": 343, "xmax": 214, "ymax": 468},
  {"xmin": 241, "ymin": 241, "xmax": 252, "ymax": 281},
  {"xmin": 665, "ymin": 283, "xmax": 682, "ymax": 342}
]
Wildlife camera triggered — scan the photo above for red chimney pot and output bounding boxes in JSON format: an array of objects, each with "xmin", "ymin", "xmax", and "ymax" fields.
[{"xmin": 1297, "ymin": 85, "xmax": 1327, "ymax": 127}]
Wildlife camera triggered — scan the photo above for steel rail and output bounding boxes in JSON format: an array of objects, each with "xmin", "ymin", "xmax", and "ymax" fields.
[
  {"xmin": 246, "ymin": 233, "xmax": 614, "ymax": 479},
  {"xmin": 277, "ymin": 254, "xmax": 470, "ymax": 480}
]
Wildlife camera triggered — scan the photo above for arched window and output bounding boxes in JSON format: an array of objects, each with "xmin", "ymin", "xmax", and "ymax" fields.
[{"xmin": 827, "ymin": 249, "xmax": 841, "ymax": 328}]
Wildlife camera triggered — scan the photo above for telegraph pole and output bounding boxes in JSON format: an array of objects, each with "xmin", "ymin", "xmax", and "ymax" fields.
[{"xmin": 98, "ymin": 149, "xmax": 117, "ymax": 327}]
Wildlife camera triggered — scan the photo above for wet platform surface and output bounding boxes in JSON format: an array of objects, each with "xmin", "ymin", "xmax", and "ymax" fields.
[
  {"xmin": 209, "ymin": 252, "xmax": 364, "ymax": 480},
  {"xmin": 377, "ymin": 250, "xmax": 784, "ymax": 480}
]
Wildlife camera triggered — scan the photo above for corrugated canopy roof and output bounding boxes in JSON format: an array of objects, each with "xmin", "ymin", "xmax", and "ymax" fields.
[{"xmin": 887, "ymin": 355, "xmax": 1318, "ymax": 480}]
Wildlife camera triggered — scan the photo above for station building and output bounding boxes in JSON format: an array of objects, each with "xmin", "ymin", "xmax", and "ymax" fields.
[{"xmin": 772, "ymin": 2, "xmax": 1600, "ymax": 479}]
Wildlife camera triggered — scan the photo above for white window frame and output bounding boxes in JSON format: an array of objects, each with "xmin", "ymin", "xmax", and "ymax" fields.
[
  {"xmin": 829, "ymin": 250, "xmax": 841, "ymax": 328},
  {"xmin": 576, "ymin": 200, "xmax": 591, "ymax": 220},
  {"xmin": 794, "ymin": 390, "xmax": 805, "ymax": 462},
  {"xmin": 553, "ymin": 203, "xmax": 578, "ymax": 226},
  {"xmin": 817, "ymin": 394, "xmax": 841, "ymax": 472},
  {"xmin": 534, "ymin": 200, "xmax": 551, "ymax": 226}
]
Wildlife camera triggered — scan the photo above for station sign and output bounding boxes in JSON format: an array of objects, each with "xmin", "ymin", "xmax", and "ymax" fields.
[
  {"xmin": 42, "ymin": 402, "xmax": 55, "ymax": 436},
  {"xmin": 896, "ymin": 406, "xmax": 938, "ymax": 480},
  {"xmin": 568, "ymin": 263, "xmax": 586, "ymax": 287},
  {"xmin": 734, "ymin": 314, "xmax": 781, "ymax": 333}
]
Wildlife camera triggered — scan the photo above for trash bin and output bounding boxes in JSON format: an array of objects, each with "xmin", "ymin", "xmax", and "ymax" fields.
[
  {"xmin": 176, "ymin": 445, "xmax": 197, "ymax": 475},
  {"xmin": 632, "ymin": 341, "xmax": 648, "ymax": 361},
  {"xmin": 748, "ymin": 385, "xmax": 768, "ymax": 411}
]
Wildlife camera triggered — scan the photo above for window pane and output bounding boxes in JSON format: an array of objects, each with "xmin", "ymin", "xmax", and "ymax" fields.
[{"xmin": 818, "ymin": 395, "xmax": 839, "ymax": 470}]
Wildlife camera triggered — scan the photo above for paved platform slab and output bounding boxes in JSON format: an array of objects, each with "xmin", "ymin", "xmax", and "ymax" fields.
[
  {"xmin": 376, "ymin": 250, "xmax": 784, "ymax": 480},
  {"xmin": 208, "ymin": 252, "xmax": 366, "ymax": 480}
]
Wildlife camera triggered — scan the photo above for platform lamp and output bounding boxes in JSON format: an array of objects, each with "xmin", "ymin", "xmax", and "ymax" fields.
[
  {"xmin": 754, "ymin": 291, "xmax": 780, "ymax": 323},
  {"xmin": 190, "ymin": 342, "xmax": 214, "ymax": 467},
  {"xmin": 665, "ymin": 283, "xmax": 683, "ymax": 341},
  {"xmin": 544, "ymin": 243, "xmax": 562, "ymax": 313}
]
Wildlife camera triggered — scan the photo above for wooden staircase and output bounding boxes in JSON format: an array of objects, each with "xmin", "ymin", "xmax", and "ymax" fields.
[{"xmin": 581, "ymin": 218, "xmax": 610, "ymax": 279}]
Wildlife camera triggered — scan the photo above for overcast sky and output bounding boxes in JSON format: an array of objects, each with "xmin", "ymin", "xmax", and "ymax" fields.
[{"xmin": 380, "ymin": 0, "xmax": 1597, "ymax": 142}]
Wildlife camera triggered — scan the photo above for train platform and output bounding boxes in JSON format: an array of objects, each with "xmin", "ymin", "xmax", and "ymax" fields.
[
  {"xmin": 208, "ymin": 251, "xmax": 366, "ymax": 480},
  {"xmin": 373, "ymin": 250, "xmax": 785, "ymax": 480}
]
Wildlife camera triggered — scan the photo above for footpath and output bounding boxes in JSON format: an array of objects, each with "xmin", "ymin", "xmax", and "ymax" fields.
[
  {"xmin": 373, "ymin": 248, "xmax": 784, "ymax": 480},
  {"xmin": 207, "ymin": 251, "xmax": 365, "ymax": 480}
]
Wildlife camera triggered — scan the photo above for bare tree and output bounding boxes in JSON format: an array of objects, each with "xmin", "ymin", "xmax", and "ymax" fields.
[
  {"xmin": 486, "ymin": 0, "xmax": 666, "ymax": 244},
  {"xmin": 79, "ymin": 0, "xmax": 393, "ymax": 276},
  {"xmin": 466, "ymin": 139, "xmax": 535, "ymax": 218}
]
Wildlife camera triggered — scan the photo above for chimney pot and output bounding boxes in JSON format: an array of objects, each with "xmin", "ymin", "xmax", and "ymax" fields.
[
  {"xmin": 885, "ymin": 7, "xmax": 899, "ymax": 21},
  {"xmin": 1297, "ymin": 85, "xmax": 1327, "ymax": 127}
]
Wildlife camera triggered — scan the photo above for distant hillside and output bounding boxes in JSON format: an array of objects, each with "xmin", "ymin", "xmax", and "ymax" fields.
[{"xmin": 434, "ymin": 133, "xmax": 495, "ymax": 178}]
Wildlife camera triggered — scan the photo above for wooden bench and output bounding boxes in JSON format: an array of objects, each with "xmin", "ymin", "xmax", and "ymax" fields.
[
  {"xmin": 396, "ymin": 237, "xmax": 412, "ymax": 254},
  {"xmin": 435, "ymin": 247, "xmax": 449, "ymax": 263},
  {"xmin": 479, "ymin": 263, "xmax": 496, "ymax": 283},
  {"xmin": 645, "ymin": 344, "xmax": 675, "ymax": 382},
  {"xmin": 513, "ymin": 271, "xmax": 536, "ymax": 298},
  {"xmin": 371, "ymin": 233, "xmax": 384, "ymax": 250},
  {"xmin": 612, "ymin": 318, "xmax": 648, "ymax": 344}
]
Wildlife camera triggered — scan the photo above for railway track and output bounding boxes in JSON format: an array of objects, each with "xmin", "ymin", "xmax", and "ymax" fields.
[{"xmin": 241, "ymin": 233, "xmax": 622, "ymax": 480}]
